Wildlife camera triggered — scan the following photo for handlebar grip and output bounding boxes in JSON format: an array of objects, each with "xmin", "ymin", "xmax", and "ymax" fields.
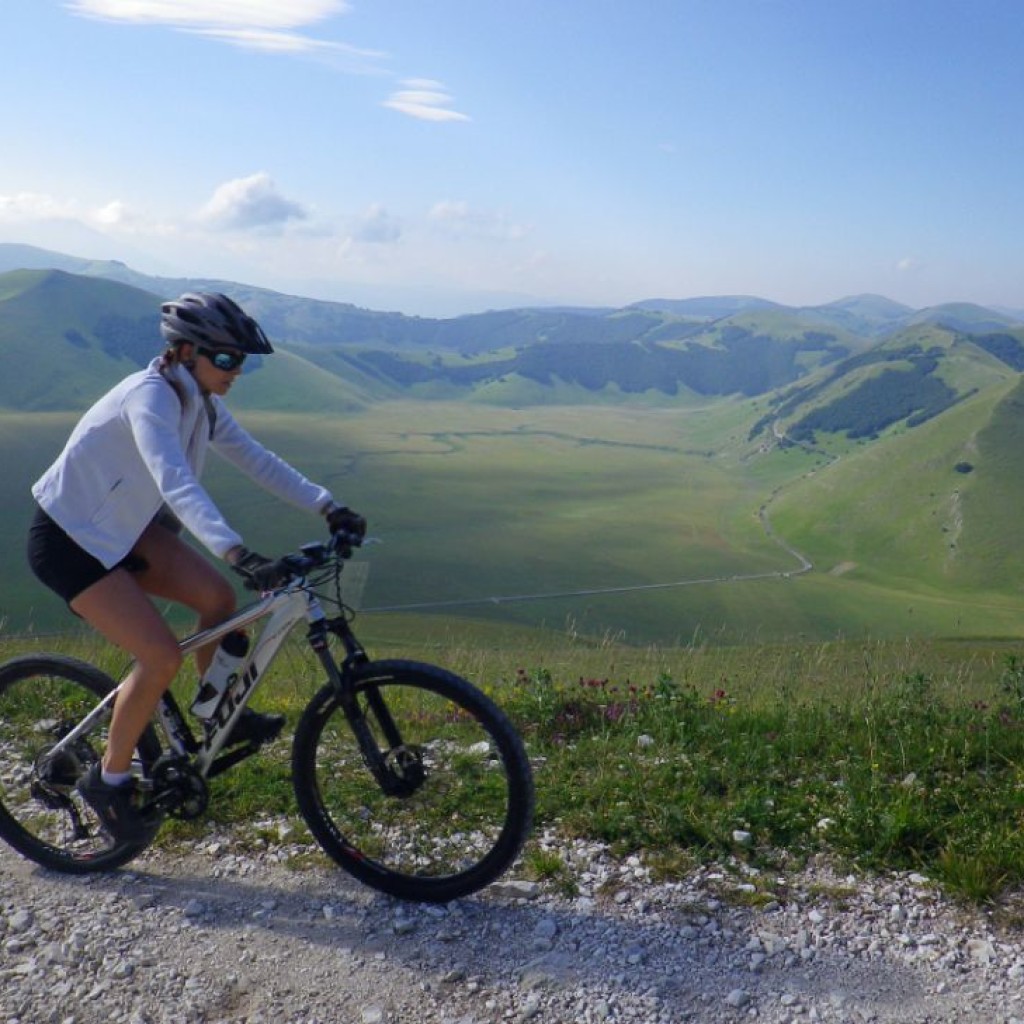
[{"xmin": 330, "ymin": 531, "xmax": 363, "ymax": 558}]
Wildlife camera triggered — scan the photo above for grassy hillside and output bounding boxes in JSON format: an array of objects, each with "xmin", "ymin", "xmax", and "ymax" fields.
[
  {"xmin": 758, "ymin": 325, "xmax": 1019, "ymax": 446},
  {"xmin": 5, "ymin": 263, "xmax": 985, "ymax": 412},
  {"xmin": 227, "ymin": 347, "xmax": 369, "ymax": 414},
  {"xmin": 8, "ymin": 391, "xmax": 1024, "ymax": 645},
  {"xmin": 4, "ymin": 263, "xmax": 1024, "ymax": 647},
  {"xmin": 768, "ymin": 376, "xmax": 1024, "ymax": 595},
  {"xmin": 0, "ymin": 270, "xmax": 376, "ymax": 415},
  {"xmin": 953, "ymin": 376, "xmax": 1024, "ymax": 590},
  {"xmin": 0, "ymin": 270, "xmax": 158, "ymax": 409}
]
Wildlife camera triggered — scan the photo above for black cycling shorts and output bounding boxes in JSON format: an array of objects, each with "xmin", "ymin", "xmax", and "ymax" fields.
[{"xmin": 27, "ymin": 505, "xmax": 147, "ymax": 606}]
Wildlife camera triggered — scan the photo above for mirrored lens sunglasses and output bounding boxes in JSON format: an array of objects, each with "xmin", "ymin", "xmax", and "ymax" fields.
[{"xmin": 197, "ymin": 347, "xmax": 246, "ymax": 371}]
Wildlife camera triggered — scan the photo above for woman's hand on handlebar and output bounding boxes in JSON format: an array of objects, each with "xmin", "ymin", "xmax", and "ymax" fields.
[
  {"xmin": 228, "ymin": 526, "xmax": 364, "ymax": 590},
  {"xmin": 323, "ymin": 503, "xmax": 368, "ymax": 544},
  {"xmin": 230, "ymin": 547, "xmax": 297, "ymax": 591}
]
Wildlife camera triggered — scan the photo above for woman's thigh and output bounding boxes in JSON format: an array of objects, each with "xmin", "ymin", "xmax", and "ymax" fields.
[
  {"xmin": 71, "ymin": 569, "xmax": 181, "ymax": 670},
  {"xmin": 131, "ymin": 522, "xmax": 237, "ymax": 622}
]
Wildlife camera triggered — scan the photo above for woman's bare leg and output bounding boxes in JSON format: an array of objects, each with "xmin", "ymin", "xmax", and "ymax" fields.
[
  {"xmin": 130, "ymin": 521, "xmax": 237, "ymax": 676},
  {"xmin": 130, "ymin": 524, "xmax": 281, "ymax": 743},
  {"xmin": 71, "ymin": 571, "xmax": 182, "ymax": 775},
  {"xmin": 72, "ymin": 524, "xmax": 238, "ymax": 774}
]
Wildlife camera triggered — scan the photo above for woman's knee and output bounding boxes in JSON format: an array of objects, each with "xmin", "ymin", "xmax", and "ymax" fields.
[{"xmin": 137, "ymin": 637, "xmax": 184, "ymax": 684}]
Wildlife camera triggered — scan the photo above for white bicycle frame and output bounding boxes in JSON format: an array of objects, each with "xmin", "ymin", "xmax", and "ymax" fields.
[
  {"xmin": 46, "ymin": 581, "xmax": 328, "ymax": 777},
  {"xmin": 169, "ymin": 583, "xmax": 328, "ymax": 771}
]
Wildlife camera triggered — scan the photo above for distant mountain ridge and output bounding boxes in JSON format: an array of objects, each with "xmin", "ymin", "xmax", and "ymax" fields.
[
  {"xmin": 2, "ymin": 242, "xmax": 1021, "ymax": 343},
  {"xmin": 2, "ymin": 245, "xmax": 1023, "ymax": 440}
]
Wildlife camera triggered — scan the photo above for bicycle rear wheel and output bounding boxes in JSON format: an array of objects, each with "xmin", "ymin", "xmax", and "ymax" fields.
[
  {"xmin": 292, "ymin": 659, "xmax": 534, "ymax": 902},
  {"xmin": 0, "ymin": 655, "xmax": 162, "ymax": 873}
]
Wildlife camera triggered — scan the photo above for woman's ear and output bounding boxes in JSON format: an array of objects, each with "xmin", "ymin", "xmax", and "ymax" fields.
[{"xmin": 177, "ymin": 342, "xmax": 196, "ymax": 368}]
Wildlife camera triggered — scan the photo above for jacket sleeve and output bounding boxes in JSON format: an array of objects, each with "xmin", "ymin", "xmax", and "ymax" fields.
[
  {"xmin": 208, "ymin": 400, "xmax": 334, "ymax": 513},
  {"xmin": 122, "ymin": 380, "xmax": 244, "ymax": 558}
]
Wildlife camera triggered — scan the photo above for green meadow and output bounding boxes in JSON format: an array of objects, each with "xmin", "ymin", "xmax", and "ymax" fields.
[{"xmin": 5, "ymin": 390, "xmax": 1024, "ymax": 644}]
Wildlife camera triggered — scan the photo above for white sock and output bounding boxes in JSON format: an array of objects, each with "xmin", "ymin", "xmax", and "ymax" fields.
[{"xmin": 101, "ymin": 769, "xmax": 133, "ymax": 787}]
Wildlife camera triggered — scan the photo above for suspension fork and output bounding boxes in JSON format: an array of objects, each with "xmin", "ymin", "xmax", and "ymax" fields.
[{"xmin": 309, "ymin": 618, "xmax": 422, "ymax": 797}]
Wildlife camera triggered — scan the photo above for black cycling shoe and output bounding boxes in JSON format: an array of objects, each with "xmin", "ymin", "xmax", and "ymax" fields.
[
  {"xmin": 75, "ymin": 763, "xmax": 161, "ymax": 846},
  {"xmin": 224, "ymin": 708, "xmax": 285, "ymax": 747}
]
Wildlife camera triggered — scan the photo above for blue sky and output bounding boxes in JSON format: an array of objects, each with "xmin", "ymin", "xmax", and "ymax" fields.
[{"xmin": 2, "ymin": 1, "xmax": 1023, "ymax": 317}]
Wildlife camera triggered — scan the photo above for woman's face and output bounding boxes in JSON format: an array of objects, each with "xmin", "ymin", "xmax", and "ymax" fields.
[{"xmin": 181, "ymin": 343, "xmax": 245, "ymax": 396}]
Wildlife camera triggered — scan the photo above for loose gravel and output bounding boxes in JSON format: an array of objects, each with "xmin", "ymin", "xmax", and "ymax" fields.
[{"xmin": 3, "ymin": 822, "xmax": 1024, "ymax": 1024}]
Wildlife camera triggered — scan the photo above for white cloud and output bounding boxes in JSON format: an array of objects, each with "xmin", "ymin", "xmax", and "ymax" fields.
[
  {"xmin": 896, "ymin": 256, "xmax": 923, "ymax": 274},
  {"xmin": 199, "ymin": 173, "xmax": 307, "ymax": 231},
  {"xmin": 67, "ymin": 4, "xmax": 468, "ymax": 117},
  {"xmin": 350, "ymin": 204, "xmax": 402, "ymax": 245},
  {"xmin": 93, "ymin": 200, "xmax": 133, "ymax": 226},
  {"xmin": 0, "ymin": 192, "xmax": 74, "ymax": 221},
  {"xmin": 66, "ymin": 1, "xmax": 349, "ymax": 30},
  {"xmin": 428, "ymin": 200, "xmax": 526, "ymax": 241},
  {"xmin": 193, "ymin": 26, "xmax": 371, "ymax": 59},
  {"xmin": 383, "ymin": 80, "xmax": 470, "ymax": 123},
  {"xmin": 65, "ymin": 0, "xmax": 385, "ymax": 64},
  {"xmin": 0, "ymin": 191, "xmax": 141, "ymax": 230}
]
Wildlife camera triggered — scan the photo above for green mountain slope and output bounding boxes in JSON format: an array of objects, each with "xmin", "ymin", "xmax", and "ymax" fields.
[
  {"xmin": 768, "ymin": 376, "xmax": 1024, "ymax": 596},
  {"xmin": 6, "ymin": 242, "xmax": 1021, "ymax": 357},
  {"xmin": 0, "ymin": 270, "xmax": 370, "ymax": 413},
  {"xmin": 952, "ymin": 376, "xmax": 1024, "ymax": 590},
  {"xmin": 0, "ymin": 267, "xmax": 862, "ymax": 408},
  {"xmin": 0, "ymin": 269, "xmax": 159, "ymax": 409},
  {"xmin": 753, "ymin": 324, "xmax": 1020, "ymax": 445}
]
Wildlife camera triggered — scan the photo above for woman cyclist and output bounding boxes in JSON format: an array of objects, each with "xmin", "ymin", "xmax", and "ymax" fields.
[{"xmin": 27, "ymin": 292, "xmax": 365, "ymax": 843}]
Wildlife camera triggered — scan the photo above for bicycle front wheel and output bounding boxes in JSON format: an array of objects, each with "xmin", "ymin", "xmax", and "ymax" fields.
[
  {"xmin": 292, "ymin": 659, "xmax": 534, "ymax": 902},
  {"xmin": 0, "ymin": 655, "xmax": 162, "ymax": 873}
]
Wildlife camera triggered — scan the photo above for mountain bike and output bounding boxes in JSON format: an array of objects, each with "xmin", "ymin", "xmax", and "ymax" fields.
[{"xmin": 0, "ymin": 533, "xmax": 535, "ymax": 902}]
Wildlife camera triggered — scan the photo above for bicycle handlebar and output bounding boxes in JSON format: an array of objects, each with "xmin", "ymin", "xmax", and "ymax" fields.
[
  {"xmin": 292, "ymin": 529, "xmax": 364, "ymax": 570},
  {"xmin": 239, "ymin": 530, "xmax": 364, "ymax": 592}
]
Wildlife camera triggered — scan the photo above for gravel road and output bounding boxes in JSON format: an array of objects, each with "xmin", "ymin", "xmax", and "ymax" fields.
[{"xmin": 3, "ymin": 821, "xmax": 1024, "ymax": 1024}]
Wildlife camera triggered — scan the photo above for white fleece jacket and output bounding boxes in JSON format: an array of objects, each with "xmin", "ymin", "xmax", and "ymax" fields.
[{"xmin": 32, "ymin": 358, "xmax": 333, "ymax": 567}]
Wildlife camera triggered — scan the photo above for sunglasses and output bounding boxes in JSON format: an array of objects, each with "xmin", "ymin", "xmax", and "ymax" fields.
[{"xmin": 197, "ymin": 347, "xmax": 246, "ymax": 372}]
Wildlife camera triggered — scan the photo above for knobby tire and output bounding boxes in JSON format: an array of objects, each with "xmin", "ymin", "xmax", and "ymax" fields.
[{"xmin": 291, "ymin": 659, "xmax": 534, "ymax": 902}]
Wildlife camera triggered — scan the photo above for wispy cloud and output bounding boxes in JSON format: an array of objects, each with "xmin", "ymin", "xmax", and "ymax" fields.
[
  {"xmin": 199, "ymin": 173, "xmax": 307, "ymax": 231},
  {"xmin": 429, "ymin": 200, "xmax": 525, "ymax": 241},
  {"xmin": 67, "ymin": 3, "xmax": 466, "ymax": 119},
  {"xmin": 66, "ymin": 0, "xmax": 347, "ymax": 29},
  {"xmin": 383, "ymin": 79, "xmax": 470, "ymax": 123},
  {"xmin": 65, "ymin": 0, "xmax": 383, "ymax": 65},
  {"xmin": 350, "ymin": 203, "xmax": 402, "ymax": 245},
  {"xmin": 0, "ymin": 190, "xmax": 138, "ymax": 228}
]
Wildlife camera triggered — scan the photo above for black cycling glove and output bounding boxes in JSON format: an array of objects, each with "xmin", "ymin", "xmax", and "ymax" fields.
[
  {"xmin": 231, "ymin": 548, "xmax": 294, "ymax": 591},
  {"xmin": 324, "ymin": 504, "xmax": 367, "ymax": 540}
]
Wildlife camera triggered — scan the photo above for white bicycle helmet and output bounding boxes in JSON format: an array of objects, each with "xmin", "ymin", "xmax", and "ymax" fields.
[{"xmin": 160, "ymin": 292, "xmax": 274, "ymax": 354}]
